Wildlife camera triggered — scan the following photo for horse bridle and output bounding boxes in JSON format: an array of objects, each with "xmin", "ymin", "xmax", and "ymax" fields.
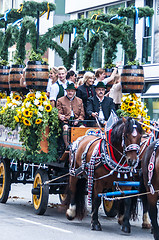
[{"xmin": 122, "ymin": 119, "xmax": 140, "ymax": 155}]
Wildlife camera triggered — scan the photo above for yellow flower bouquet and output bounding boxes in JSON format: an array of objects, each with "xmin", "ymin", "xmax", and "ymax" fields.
[
  {"xmin": 14, "ymin": 91, "xmax": 60, "ymax": 153},
  {"xmin": 117, "ymin": 93, "xmax": 150, "ymax": 132},
  {"xmin": 0, "ymin": 92, "xmax": 23, "ymax": 129}
]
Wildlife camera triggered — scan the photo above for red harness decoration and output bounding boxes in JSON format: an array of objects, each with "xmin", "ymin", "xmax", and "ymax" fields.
[{"xmin": 108, "ymin": 129, "xmax": 128, "ymax": 167}]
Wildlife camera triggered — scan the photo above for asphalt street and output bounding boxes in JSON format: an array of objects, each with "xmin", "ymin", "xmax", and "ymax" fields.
[{"xmin": 0, "ymin": 183, "xmax": 154, "ymax": 240}]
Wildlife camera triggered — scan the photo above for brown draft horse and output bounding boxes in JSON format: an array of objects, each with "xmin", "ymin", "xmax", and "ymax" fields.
[
  {"xmin": 141, "ymin": 139, "xmax": 159, "ymax": 240},
  {"xmin": 66, "ymin": 117, "xmax": 143, "ymax": 233}
]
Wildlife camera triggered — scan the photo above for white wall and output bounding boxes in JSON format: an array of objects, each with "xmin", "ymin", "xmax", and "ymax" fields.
[{"xmin": 65, "ymin": 0, "xmax": 119, "ymax": 13}]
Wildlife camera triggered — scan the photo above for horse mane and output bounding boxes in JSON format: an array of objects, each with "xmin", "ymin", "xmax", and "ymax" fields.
[{"xmin": 111, "ymin": 119, "xmax": 124, "ymax": 146}]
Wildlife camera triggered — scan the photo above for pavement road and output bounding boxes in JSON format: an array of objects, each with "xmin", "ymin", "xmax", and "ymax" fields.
[{"xmin": 0, "ymin": 183, "xmax": 155, "ymax": 240}]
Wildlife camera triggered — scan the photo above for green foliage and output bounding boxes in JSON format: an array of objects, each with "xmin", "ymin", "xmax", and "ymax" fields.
[
  {"xmin": 0, "ymin": 57, "xmax": 9, "ymax": 66},
  {"xmin": 15, "ymin": 16, "xmax": 37, "ymax": 61},
  {"xmin": 27, "ymin": 49, "xmax": 48, "ymax": 64},
  {"xmin": 117, "ymin": 6, "xmax": 154, "ymax": 19},
  {"xmin": 0, "ymin": 131, "xmax": 58, "ymax": 163},
  {"xmin": 126, "ymin": 59, "xmax": 140, "ymax": 66}
]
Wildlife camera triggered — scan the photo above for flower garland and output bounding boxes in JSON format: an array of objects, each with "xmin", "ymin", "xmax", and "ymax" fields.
[{"xmin": 117, "ymin": 93, "xmax": 150, "ymax": 132}]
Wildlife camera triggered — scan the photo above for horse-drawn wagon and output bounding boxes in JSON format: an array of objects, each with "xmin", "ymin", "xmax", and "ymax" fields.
[
  {"xmin": 0, "ymin": 99, "xmax": 152, "ymax": 235},
  {"xmin": 0, "ymin": 120, "xmax": 108, "ymax": 215}
]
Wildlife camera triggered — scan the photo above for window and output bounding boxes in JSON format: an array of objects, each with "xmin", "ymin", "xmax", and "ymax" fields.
[{"xmin": 142, "ymin": 0, "xmax": 153, "ymax": 64}]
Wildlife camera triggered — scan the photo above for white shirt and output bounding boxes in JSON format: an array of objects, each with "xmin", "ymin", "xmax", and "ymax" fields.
[
  {"xmin": 49, "ymin": 79, "xmax": 69, "ymax": 101},
  {"xmin": 46, "ymin": 78, "xmax": 53, "ymax": 93},
  {"xmin": 94, "ymin": 79, "xmax": 109, "ymax": 86}
]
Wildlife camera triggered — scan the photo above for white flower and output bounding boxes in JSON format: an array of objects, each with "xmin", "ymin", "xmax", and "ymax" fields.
[
  {"xmin": 34, "ymin": 99, "xmax": 39, "ymax": 106},
  {"xmin": 10, "ymin": 92, "xmax": 13, "ymax": 99},
  {"xmin": 8, "ymin": 103, "xmax": 12, "ymax": 107},
  {"xmin": 36, "ymin": 91, "xmax": 41, "ymax": 99},
  {"xmin": 25, "ymin": 102, "xmax": 31, "ymax": 108},
  {"xmin": 11, "ymin": 105, "xmax": 16, "ymax": 109},
  {"xmin": 43, "ymin": 101, "xmax": 48, "ymax": 106},
  {"xmin": 21, "ymin": 107, "xmax": 25, "ymax": 112},
  {"xmin": 37, "ymin": 111, "xmax": 42, "ymax": 118},
  {"xmin": 12, "ymin": 99, "xmax": 17, "ymax": 104},
  {"xmin": 38, "ymin": 105, "xmax": 44, "ymax": 111},
  {"xmin": 145, "ymin": 108, "xmax": 148, "ymax": 113},
  {"xmin": 17, "ymin": 101, "xmax": 22, "ymax": 106}
]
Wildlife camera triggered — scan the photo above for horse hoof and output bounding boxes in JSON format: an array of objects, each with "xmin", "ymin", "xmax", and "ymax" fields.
[
  {"xmin": 121, "ymin": 225, "xmax": 131, "ymax": 234},
  {"xmin": 118, "ymin": 215, "xmax": 124, "ymax": 225},
  {"xmin": 91, "ymin": 222, "xmax": 102, "ymax": 231},
  {"xmin": 142, "ymin": 223, "xmax": 151, "ymax": 229},
  {"xmin": 66, "ymin": 213, "xmax": 75, "ymax": 221}
]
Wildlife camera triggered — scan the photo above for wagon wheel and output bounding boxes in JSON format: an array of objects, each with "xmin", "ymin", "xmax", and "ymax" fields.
[
  {"xmin": 32, "ymin": 169, "xmax": 49, "ymax": 215},
  {"xmin": 59, "ymin": 193, "xmax": 69, "ymax": 205},
  {"xmin": 0, "ymin": 158, "xmax": 11, "ymax": 203},
  {"xmin": 103, "ymin": 190, "xmax": 118, "ymax": 217}
]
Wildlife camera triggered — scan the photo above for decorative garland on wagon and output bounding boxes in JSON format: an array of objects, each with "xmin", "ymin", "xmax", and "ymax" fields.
[
  {"xmin": 0, "ymin": 132, "xmax": 58, "ymax": 163},
  {"xmin": 0, "ymin": 1, "xmax": 56, "ymax": 27},
  {"xmin": 39, "ymin": 18, "xmax": 136, "ymax": 69}
]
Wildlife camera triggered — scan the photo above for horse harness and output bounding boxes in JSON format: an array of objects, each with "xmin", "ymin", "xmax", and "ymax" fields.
[{"xmin": 148, "ymin": 140, "xmax": 159, "ymax": 194}]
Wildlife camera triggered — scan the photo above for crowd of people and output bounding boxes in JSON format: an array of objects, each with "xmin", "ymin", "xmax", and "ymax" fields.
[
  {"xmin": 20, "ymin": 63, "xmax": 122, "ymax": 149},
  {"xmin": 45, "ymin": 63, "xmax": 122, "ymax": 149}
]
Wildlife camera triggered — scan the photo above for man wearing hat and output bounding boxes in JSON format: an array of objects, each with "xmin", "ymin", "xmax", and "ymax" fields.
[
  {"xmin": 56, "ymin": 82, "xmax": 85, "ymax": 149},
  {"xmin": 86, "ymin": 81, "xmax": 116, "ymax": 125}
]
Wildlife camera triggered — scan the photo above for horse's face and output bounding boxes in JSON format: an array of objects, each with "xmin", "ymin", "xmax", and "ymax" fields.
[{"xmin": 123, "ymin": 118, "xmax": 142, "ymax": 167}]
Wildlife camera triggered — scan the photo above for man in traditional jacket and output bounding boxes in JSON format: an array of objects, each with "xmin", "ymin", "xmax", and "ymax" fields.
[
  {"xmin": 56, "ymin": 82, "xmax": 85, "ymax": 149},
  {"xmin": 86, "ymin": 81, "xmax": 116, "ymax": 125}
]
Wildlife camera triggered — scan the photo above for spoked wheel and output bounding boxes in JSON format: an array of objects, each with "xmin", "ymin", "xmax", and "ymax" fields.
[
  {"xmin": 103, "ymin": 192, "xmax": 118, "ymax": 217},
  {"xmin": 32, "ymin": 169, "xmax": 49, "ymax": 215},
  {"xmin": 0, "ymin": 158, "xmax": 11, "ymax": 203}
]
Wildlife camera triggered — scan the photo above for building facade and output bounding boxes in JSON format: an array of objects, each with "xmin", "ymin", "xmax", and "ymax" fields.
[{"xmin": 65, "ymin": 0, "xmax": 159, "ymax": 120}]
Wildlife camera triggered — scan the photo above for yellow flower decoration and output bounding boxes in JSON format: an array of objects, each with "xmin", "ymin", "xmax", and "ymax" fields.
[
  {"xmin": 23, "ymin": 118, "xmax": 31, "ymax": 126},
  {"xmin": 23, "ymin": 109, "xmax": 30, "ymax": 117},
  {"xmin": 35, "ymin": 119, "xmax": 42, "ymax": 124},
  {"xmin": 14, "ymin": 116, "xmax": 19, "ymax": 122},
  {"xmin": 45, "ymin": 104, "xmax": 52, "ymax": 112},
  {"xmin": 14, "ymin": 95, "xmax": 21, "ymax": 101}
]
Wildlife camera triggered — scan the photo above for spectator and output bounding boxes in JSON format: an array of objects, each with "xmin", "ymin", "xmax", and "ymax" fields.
[
  {"xmin": 87, "ymin": 81, "xmax": 115, "ymax": 125},
  {"xmin": 76, "ymin": 71, "xmax": 95, "ymax": 119},
  {"xmin": 50, "ymin": 66, "xmax": 68, "ymax": 107},
  {"xmin": 66, "ymin": 70, "xmax": 76, "ymax": 84},
  {"xmin": 94, "ymin": 62, "xmax": 122, "ymax": 86},
  {"xmin": 46, "ymin": 67, "xmax": 58, "ymax": 98},
  {"xmin": 76, "ymin": 78, "xmax": 84, "ymax": 87},
  {"xmin": 56, "ymin": 82, "xmax": 85, "ymax": 149},
  {"xmin": 109, "ymin": 73, "xmax": 122, "ymax": 110}
]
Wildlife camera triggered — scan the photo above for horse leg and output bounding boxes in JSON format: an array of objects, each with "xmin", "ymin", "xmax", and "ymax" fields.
[
  {"xmin": 148, "ymin": 195, "xmax": 159, "ymax": 240},
  {"xmin": 141, "ymin": 195, "xmax": 151, "ymax": 229},
  {"xmin": 118, "ymin": 200, "xmax": 124, "ymax": 225},
  {"xmin": 121, "ymin": 198, "xmax": 131, "ymax": 233},
  {"xmin": 66, "ymin": 176, "xmax": 78, "ymax": 220},
  {"xmin": 91, "ymin": 196, "xmax": 102, "ymax": 231}
]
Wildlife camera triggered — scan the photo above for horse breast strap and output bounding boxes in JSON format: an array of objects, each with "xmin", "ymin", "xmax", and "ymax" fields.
[{"xmin": 148, "ymin": 140, "xmax": 159, "ymax": 194}]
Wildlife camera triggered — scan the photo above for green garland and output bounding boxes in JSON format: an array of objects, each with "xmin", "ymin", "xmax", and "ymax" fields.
[
  {"xmin": 117, "ymin": 6, "xmax": 154, "ymax": 19},
  {"xmin": 0, "ymin": 132, "xmax": 58, "ymax": 163},
  {"xmin": 0, "ymin": 1, "xmax": 56, "ymax": 26},
  {"xmin": 15, "ymin": 16, "xmax": 37, "ymax": 61},
  {"xmin": 39, "ymin": 18, "xmax": 136, "ymax": 69}
]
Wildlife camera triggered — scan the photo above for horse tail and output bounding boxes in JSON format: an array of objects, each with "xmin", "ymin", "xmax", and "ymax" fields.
[{"xmin": 75, "ymin": 178, "xmax": 87, "ymax": 220}]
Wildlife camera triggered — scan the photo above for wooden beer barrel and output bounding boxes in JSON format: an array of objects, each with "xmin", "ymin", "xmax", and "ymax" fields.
[
  {"xmin": 121, "ymin": 65, "xmax": 144, "ymax": 93},
  {"xmin": 9, "ymin": 64, "xmax": 24, "ymax": 92},
  {"xmin": 25, "ymin": 61, "xmax": 49, "ymax": 91},
  {"xmin": 0, "ymin": 66, "xmax": 10, "ymax": 93},
  {"xmin": 104, "ymin": 68, "xmax": 114, "ymax": 92}
]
